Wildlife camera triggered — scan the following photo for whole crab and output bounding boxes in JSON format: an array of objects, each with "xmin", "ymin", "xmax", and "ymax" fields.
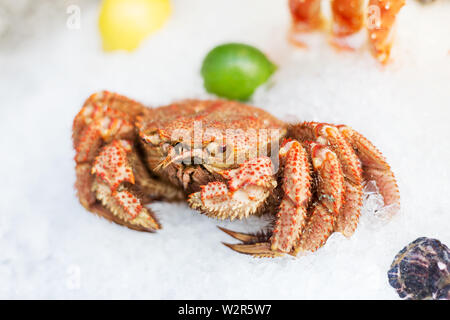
[
  {"xmin": 73, "ymin": 91, "xmax": 400, "ymax": 257},
  {"xmin": 289, "ymin": 0, "xmax": 405, "ymax": 64}
]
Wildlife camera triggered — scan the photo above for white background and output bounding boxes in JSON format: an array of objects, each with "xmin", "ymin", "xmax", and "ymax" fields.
[{"xmin": 0, "ymin": 0, "xmax": 449, "ymax": 299}]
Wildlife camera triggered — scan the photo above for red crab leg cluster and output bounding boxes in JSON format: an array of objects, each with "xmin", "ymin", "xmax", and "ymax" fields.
[
  {"xmin": 73, "ymin": 91, "xmax": 167, "ymax": 231},
  {"xmin": 218, "ymin": 122, "xmax": 399, "ymax": 257},
  {"xmin": 288, "ymin": 0, "xmax": 405, "ymax": 63}
]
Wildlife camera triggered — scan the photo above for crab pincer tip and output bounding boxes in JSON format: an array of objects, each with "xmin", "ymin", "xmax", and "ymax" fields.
[
  {"xmin": 217, "ymin": 226, "xmax": 258, "ymax": 243},
  {"xmin": 221, "ymin": 242, "xmax": 283, "ymax": 258}
]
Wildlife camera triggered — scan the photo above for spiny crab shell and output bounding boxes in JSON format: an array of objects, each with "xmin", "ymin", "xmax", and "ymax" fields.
[
  {"xmin": 136, "ymin": 99, "xmax": 286, "ymax": 194},
  {"xmin": 73, "ymin": 91, "xmax": 400, "ymax": 258}
]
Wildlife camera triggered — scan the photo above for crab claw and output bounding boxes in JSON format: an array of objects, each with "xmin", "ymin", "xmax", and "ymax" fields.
[
  {"xmin": 188, "ymin": 157, "xmax": 277, "ymax": 220},
  {"xmin": 92, "ymin": 140, "xmax": 161, "ymax": 231}
]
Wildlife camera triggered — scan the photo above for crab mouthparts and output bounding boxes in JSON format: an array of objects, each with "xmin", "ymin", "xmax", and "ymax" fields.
[{"xmin": 156, "ymin": 147, "xmax": 208, "ymax": 170}]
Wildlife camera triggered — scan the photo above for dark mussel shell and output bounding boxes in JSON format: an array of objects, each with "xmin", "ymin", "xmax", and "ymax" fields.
[{"xmin": 388, "ymin": 237, "xmax": 449, "ymax": 300}]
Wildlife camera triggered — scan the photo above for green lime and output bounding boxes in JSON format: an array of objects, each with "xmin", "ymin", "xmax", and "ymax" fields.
[{"xmin": 201, "ymin": 43, "xmax": 277, "ymax": 100}]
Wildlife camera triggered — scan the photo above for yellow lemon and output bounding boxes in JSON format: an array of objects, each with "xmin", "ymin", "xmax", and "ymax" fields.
[{"xmin": 99, "ymin": 0, "xmax": 171, "ymax": 52}]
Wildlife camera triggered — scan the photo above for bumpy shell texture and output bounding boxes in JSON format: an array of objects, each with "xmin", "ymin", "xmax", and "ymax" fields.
[{"xmin": 388, "ymin": 237, "xmax": 450, "ymax": 300}]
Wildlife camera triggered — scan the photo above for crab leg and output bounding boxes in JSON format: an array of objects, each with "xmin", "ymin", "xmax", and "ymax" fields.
[
  {"xmin": 73, "ymin": 91, "xmax": 146, "ymax": 151},
  {"xmin": 73, "ymin": 92, "xmax": 140, "ymax": 208},
  {"xmin": 338, "ymin": 125, "xmax": 400, "ymax": 210},
  {"xmin": 294, "ymin": 142, "xmax": 346, "ymax": 253},
  {"xmin": 291, "ymin": 122, "xmax": 363, "ymax": 237},
  {"xmin": 187, "ymin": 157, "xmax": 277, "ymax": 221},
  {"xmin": 289, "ymin": 0, "xmax": 324, "ymax": 47},
  {"xmin": 223, "ymin": 142, "xmax": 345, "ymax": 256},
  {"xmin": 270, "ymin": 141, "xmax": 312, "ymax": 252},
  {"xmin": 220, "ymin": 141, "xmax": 313, "ymax": 257},
  {"xmin": 331, "ymin": 0, "xmax": 364, "ymax": 37},
  {"xmin": 289, "ymin": 0, "xmax": 323, "ymax": 31},
  {"xmin": 330, "ymin": 0, "xmax": 364, "ymax": 49},
  {"xmin": 367, "ymin": 0, "xmax": 405, "ymax": 64}
]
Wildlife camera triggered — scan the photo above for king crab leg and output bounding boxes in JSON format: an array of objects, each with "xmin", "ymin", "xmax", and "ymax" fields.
[
  {"xmin": 291, "ymin": 122, "xmax": 363, "ymax": 237},
  {"xmin": 288, "ymin": 0, "xmax": 324, "ymax": 47},
  {"xmin": 294, "ymin": 143, "xmax": 345, "ymax": 253},
  {"xmin": 338, "ymin": 125, "xmax": 400, "ymax": 211},
  {"xmin": 367, "ymin": 0, "xmax": 405, "ymax": 64},
  {"xmin": 330, "ymin": 0, "xmax": 364, "ymax": 49},
  {"xmin": 289, "ymin": 0, "xmax": 324, "ymax": 32},
  {"xmin": 288, "ymin": 0, "xmax": 405, "ymax": 63},
  {"xmin": 270, "ymin": 140, "xmax": 312, "ymax": 252},
  {"xmin": 331, "ymin": 0, "xmax": 364, "ymax": 37}
]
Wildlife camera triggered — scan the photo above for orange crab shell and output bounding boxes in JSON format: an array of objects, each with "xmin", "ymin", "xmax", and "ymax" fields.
[{"xmin": 137, "ymin": 99, "xmax": 287, "ymax": 164}]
